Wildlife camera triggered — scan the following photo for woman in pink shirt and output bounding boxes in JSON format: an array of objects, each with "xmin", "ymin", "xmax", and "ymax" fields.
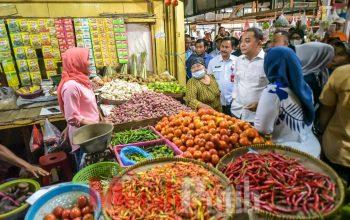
[{"xmin": 57, "ymin": 48, "xmax": 100, "ymax": 166}]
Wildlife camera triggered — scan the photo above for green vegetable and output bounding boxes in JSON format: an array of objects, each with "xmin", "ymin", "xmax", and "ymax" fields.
[
  {"xmin": 111, "ymin": 129, "xmax": 159, "ymax": 145},
  {"xmin": 147, "ymin": 82, "xmax": 185, "ymax": 94},
  {"xmin": 148, "ymin": 145, "xmax": 174, "ymax": 158},
  {"xmin": 126, "ymin": 145, "xmax": 175, "ymax": 164},
  {"xmin": 126, "ymin": 152, "xmax": 147, "ymax": 163}
]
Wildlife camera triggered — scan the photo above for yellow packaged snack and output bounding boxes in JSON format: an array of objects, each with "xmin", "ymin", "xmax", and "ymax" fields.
[
  {"xmin": 2, "ymin": 60, "xmax": 16, "ymax": 73},
  {"xmin": 30, "ymin": 71, "xmax": 42, "ymax": 85},
  {"xmin": 21, "ymin": 32, "xmax": 31, "ymax": 46},
  {"xmin": 10, "ymin": 33, "xmax": 24, "ymax": 47},
  {"xmin": 40, "ymin": 32, "xmax": 51, "ymax": 46},
  {"xmin": 44, "ymin": 59, "xmax": 56, "ymax": 71},
  {"xmin": 46, "ymin": 71, "xmax": 57, "ymax": 78},
  {"xmin": 38, "ymin": 19, "xmax": 48, "ymax": 32},
  {"xmin": 5, "ymin": 71, "xmax": 20, "ymax": 88},
  {"xmin": 30, "ymin": 34, "xmax": 41, "ymax": 48},
  {"xmin": 16, "ymin": 59, "xmax": 29, "ymax": 72},
  {"xmin": 18, "ymin": 19, "xmax": 29, "ymax": 32},
  {"xmin": 94, "ymin": 59, "xmax": 103, "ymax": 68},
  {"xmin": 25, "ymin": 47, "xmax": 37, "ymax": 59},
  {"xmin": 52, "ymin": 48, "xmax": 61, "ymax": 59},
  {"xmin": 19, "ymin": 72, "xmax": 31, "ymax": 86},
  {"xmin": 27, "ymin": 59, "xmax": 40, "ymax": 72},
  {"xmin": 42, "ymin": 46, "xmax": 53, "ymax": 59},
  {"xmin": 28, "ymin": 20, "xmax": 39, "ymax": 33},
  {"xmin": 0, "ymin": 38, "xmax": 10, "ymax": 52},
  {"xmin": 14, "ymin": 47, "xmax": 27, "ymax": 59}
]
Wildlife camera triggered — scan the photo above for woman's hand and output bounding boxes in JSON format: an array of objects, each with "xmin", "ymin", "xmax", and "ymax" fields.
[
  {"xmin": 25, "ymin": 165, "xmax": 50, "ymax": 178},
  {"xmin": 245, "ymin": 102, "xmax": 258, "ymax": 112}
]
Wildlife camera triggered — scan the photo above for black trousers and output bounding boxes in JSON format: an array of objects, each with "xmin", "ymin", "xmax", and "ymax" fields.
[{"xmin": 222, "ymin": 105, "xmax": 232, "ymax": 116}]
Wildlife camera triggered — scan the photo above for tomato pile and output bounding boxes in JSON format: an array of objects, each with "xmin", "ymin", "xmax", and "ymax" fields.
[
  {"xmin": 155, "ymin": 109, "xmax": 265, "ymax": 165},
  {"xmin": 43, "ymin": 196, "xmax": 94, "ymax": 220}
]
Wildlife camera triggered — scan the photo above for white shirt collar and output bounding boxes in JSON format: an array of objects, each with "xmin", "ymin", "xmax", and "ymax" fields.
[
  {"xmin": 242, "ymin": 49, "xmax": 265, "ymax": 61},
  {"xmin": 219, "ymin": 54, "xmax": 235, "ymax": 62}
]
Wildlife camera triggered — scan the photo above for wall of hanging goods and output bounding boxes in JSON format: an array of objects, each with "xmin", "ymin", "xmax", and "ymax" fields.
[{"xmin": 0, "ymin": 17, "xmax": 129, "ymax": 88}]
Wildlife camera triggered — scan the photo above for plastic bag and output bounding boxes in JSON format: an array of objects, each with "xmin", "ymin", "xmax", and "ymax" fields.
[
  {"xmin": 29, "ymin": 124, "xmax": 43, "ymax": 152},
  {"xmin": 0, "ymin": 87, "xmax": 17, "ymax": 111},
  {"xmin": 43, "ymin": 118, "xmax": 61, "ymax": 153},
  {"xmin": 120, "ymin": 146, "xmax": 152, "ymax": 166}
]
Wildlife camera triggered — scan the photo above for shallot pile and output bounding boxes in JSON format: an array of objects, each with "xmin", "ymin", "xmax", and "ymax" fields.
[{"xmin": 107, "ymin": 92, "xmax": 191, "ymax": 124}]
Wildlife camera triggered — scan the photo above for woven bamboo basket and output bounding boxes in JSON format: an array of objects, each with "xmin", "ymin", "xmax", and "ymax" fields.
[
  {"xmin": 216, "ymin": 144, "xmax": 345, "ymax": 220},
  {"xmin": 102, "ymin": 157, "xmax": 236, "ymax": 219}
]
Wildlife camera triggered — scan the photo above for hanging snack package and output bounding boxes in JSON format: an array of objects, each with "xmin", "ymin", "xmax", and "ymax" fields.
[
  {"xmin": 28, "ymin": 20, "xmax": 39, "ymax": 33},
  {"xmin": 14, "ymin": 47, "xmax": 27, "ymax": 59},
  {"xmin": 10, "ymin": 33, "xmax": 24, "ymax": 47},
  {"xmin": 30, "ymin": 34, "xmax": 41, "ymax": 48},
  {"xmin": 16, "ymin": 59, "xmax": 29, "ymax": 72},
  {"xmin": 38, "ymin": 19, "xmax": 48, "ymax": 32},
  {"xmin": 2, "ymin": 59, "xmax": 16, "ymax": 73},
  {"xmin": 5, "ymin": 72, "xmax": 20, "ymax": 88},
  {"xmin": 50, "ymin": 37, "xmax": 59, "ymax": 48},
  {"xmin": 21, "ymin": 32, "xmax": 31, "ymax": 46},
  {"xmin": 0, "ymin": 38, "xmax": 10, "ymax": 52},
  {"xmin": 19, "ymin": 72, "xmax": 32, "ymax": 86},
  {"xmin": 46, "ymin": 71, "xmax": 57, "ymax": 78},
  {"xmin": 52, "ymin": 48, "xmax": 61, "ymax": 59},
  {"xmin": 7, "ymin": 19, "xmax": 20, "ymax": 33},
  {"xmin": 25, "ymin": 47, "xmax": 37, "ymax": 59},
  {"xmin": 44, "ymin": 59, "xmax": 56, "ymax": 71},
  {"xmin": 18, "ymin": 19, "xmax": 29, "ymax": 32},
  {"xmin": 0, "ymin": 51, "xmax": 12, "ymax": 60},
  {"xmin": 42, "ymin": 46, "xmax": 53, "ymax": 59},
  {"xmin": 40, "ymin": 32, "xmax": 51, "ymax": 46},
  {"xmin": 27, "ymin": 59, "xmax": 40, "ymax": 72},
  {"xmin": 30, "ymin": 71, "xmax": 42, "ymax": 85},
  {"xmin": 29, "ymin": 124, "xmax": 43, "ymax": 152},
  {"xmin": 0, "ymin": 23, "xmax": 7, "ymax": 38}
]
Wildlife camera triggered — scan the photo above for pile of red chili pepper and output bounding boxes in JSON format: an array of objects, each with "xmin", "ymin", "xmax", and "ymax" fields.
[
  {"xmin": 221, "ymin": 152, "xmax": 337, "ymax": 217},
  {"xmin": 89, "ymin": 177, "xmax": 104, "ymax": 203},
  {"xmin": 104, "ymin": 162, "xmax": 234, "ymax": 219}
]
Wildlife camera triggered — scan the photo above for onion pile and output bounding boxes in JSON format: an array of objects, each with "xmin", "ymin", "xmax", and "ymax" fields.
[{"xmin": 107, "ymin": 91, "xmax": 191, "ymax": 124}]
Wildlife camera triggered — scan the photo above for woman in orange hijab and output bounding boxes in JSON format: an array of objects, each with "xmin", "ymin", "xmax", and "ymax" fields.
[{"xmin": 57, "ymin": 48, "xmax": 100, "ymax": 166}]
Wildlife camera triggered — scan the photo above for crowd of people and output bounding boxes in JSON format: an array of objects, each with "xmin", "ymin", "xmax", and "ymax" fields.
[{"xmin": 184, "ymin": 26, "xmax": 350, "ymax": 184}]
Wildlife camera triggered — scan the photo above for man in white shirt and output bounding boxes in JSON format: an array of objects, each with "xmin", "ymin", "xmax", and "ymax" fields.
[
  {"xmin": 231, "ymin": 28, "xmax": 269, "ymax": 122},
  {"xmin": 209, "ymin": 36, "xmax": 223, "ymax": 57},
  {"xmin": 208, "ymin": 37, "xmax": 237, "ymax": 115}
]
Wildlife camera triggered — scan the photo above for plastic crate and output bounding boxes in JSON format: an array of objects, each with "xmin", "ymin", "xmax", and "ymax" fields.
[
  {"xmin": 114, "ymin": 139, "xmax": 182, "ymax": 167},
  {"xmin": 111, "ymin": 126, "xmax": 162, "ymax": 147}
]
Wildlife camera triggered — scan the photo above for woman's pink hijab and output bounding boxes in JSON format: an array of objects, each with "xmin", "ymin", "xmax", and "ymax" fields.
[{"xmin": 57, "ymin": 47, "xmax": 91, "ymax": 113}]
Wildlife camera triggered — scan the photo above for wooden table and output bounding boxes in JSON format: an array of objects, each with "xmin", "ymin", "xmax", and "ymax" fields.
[{"xmin": 0, "ymin": 104, "xmax": 65, "ymax": 163}]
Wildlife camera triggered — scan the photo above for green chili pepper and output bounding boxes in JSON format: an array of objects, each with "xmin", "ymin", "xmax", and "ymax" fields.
[{"xmin": 111, "ymin": 128, "xmax": 159, "ymax": 145}]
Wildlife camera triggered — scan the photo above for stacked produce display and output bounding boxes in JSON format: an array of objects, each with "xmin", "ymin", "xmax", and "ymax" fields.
[
  {"xmin": 107, "ymin": 91, "xmax": 191, "ymax": 124},
  {"xmin": 155, "ymin": 108, "xmax": 266, "ymax": 166}
]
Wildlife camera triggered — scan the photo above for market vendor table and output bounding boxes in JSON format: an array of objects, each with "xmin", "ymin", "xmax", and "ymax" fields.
[{"xmin": 0, "ymin": 103, "xmax": 65, "ymax": 163}]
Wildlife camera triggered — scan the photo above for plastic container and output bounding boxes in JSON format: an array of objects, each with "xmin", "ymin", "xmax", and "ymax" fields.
[
  {"xmin": 0, "ymin": 179, "xmax": 40, "ymax": 220},
  {"xmin": 25, "ymin": 183, "xmax": 101, "ymax": 220},
  {"xmin": 114, "ymin": 139, "xmax": 182, "ymax": 167},
  {"xmin": 72, "ymin": 162, "xmax": 122, "ymax": 184},
  {"xmin": 111, "ymin": 126, "xmax": 163, "ymax": 147}
]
